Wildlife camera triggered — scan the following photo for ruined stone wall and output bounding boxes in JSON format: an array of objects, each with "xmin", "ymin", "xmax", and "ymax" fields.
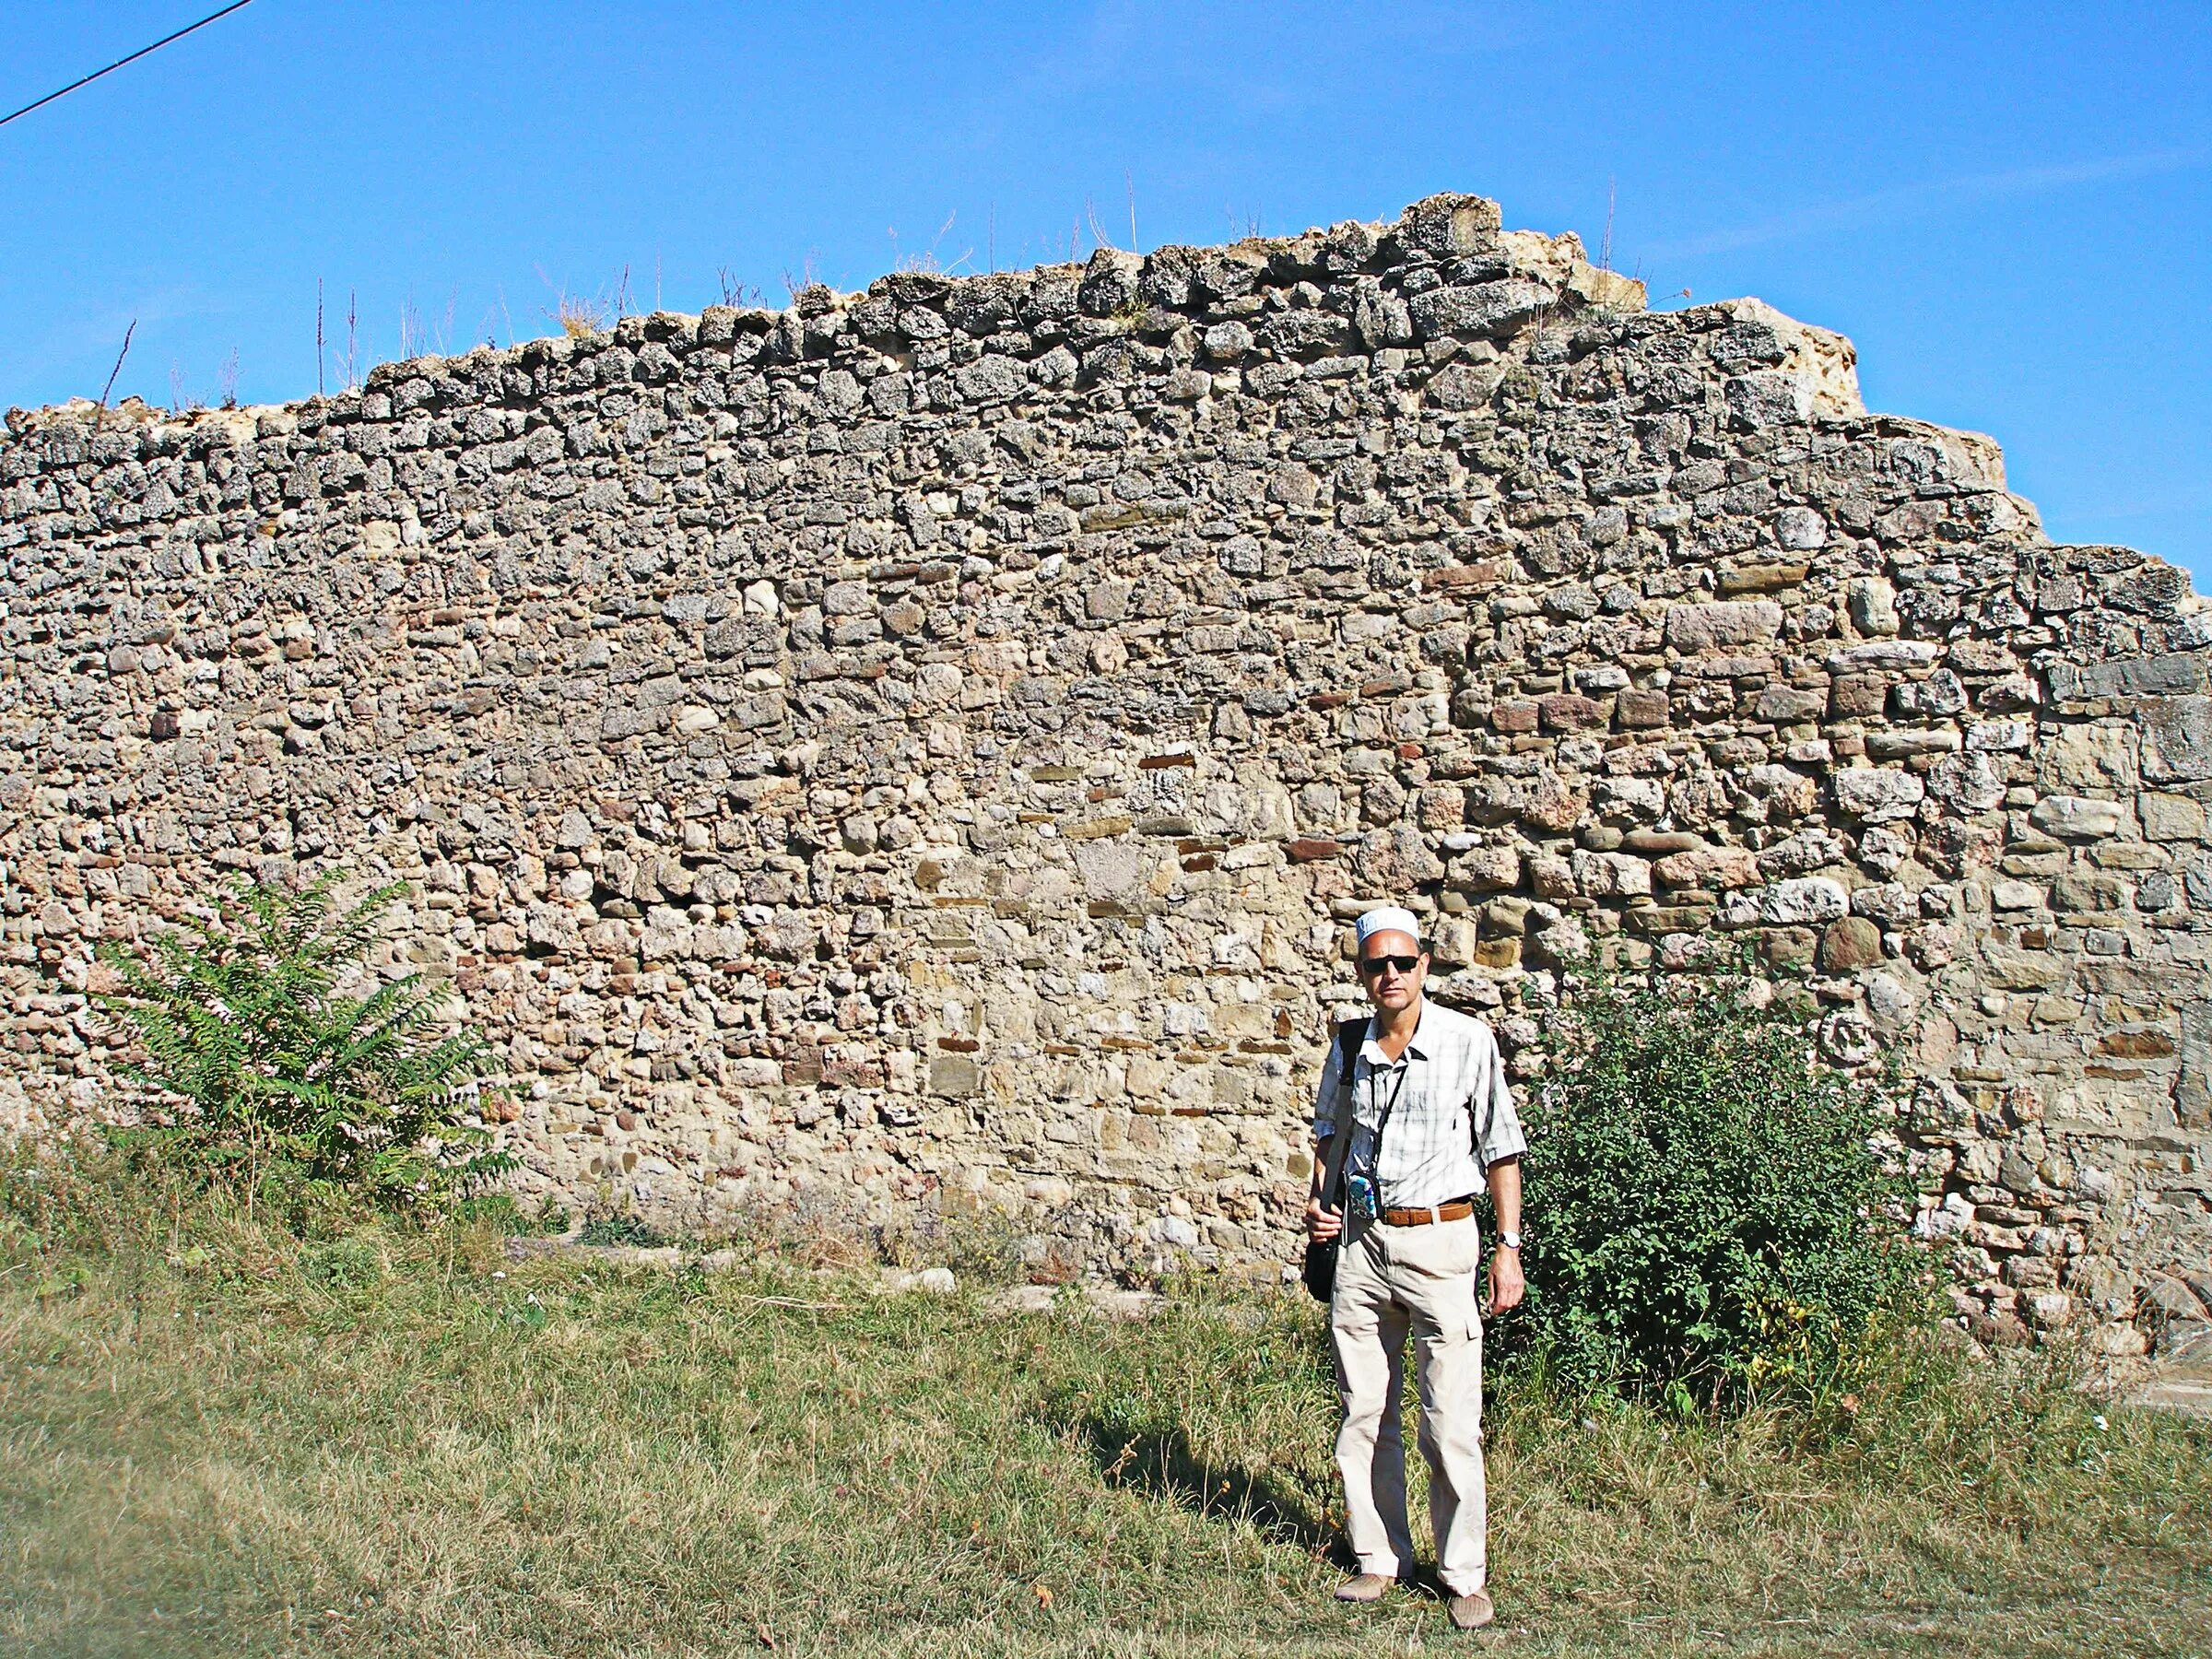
[{"xmin": 5, "ymin": 192, "xmax": 2208, "ymax": 1351}]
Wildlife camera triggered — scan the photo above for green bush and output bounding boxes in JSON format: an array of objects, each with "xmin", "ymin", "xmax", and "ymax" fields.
[
  {"xmin": 1509, "ymin": 970, "xmax": 1928, "ymax": 1407},
  {"xmin": 93, "ymin": 873, "xmax": 509, "ymax": 1213}
]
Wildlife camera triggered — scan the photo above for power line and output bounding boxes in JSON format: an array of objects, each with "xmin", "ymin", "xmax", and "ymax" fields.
[{"xmin": 0, "ymin": 1, "xmax": 256, "ymax": 131}]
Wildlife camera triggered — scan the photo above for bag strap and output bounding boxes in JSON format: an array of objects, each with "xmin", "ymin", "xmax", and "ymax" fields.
[
  {"xmin": 1317, "ymin": 1018, "xmax": 1364, "ymax": 1208},
  {"xmin": 1331, "ymin": 1018, "xmax": 1421, "ymax": 1206}
]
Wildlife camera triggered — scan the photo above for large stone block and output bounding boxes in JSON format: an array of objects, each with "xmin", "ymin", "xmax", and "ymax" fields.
[
  {"xmin": 2138, "ymin": 696, "xmax": 2212, "ymax": 783},
  {"xmin": 1397, "ymin": 192, "xmax": 1501, "ymax": 255},
  {"xmin": 1832, "ymin": 768, "xmax": 1925, "ymax": 823},
  {"xmin": 1538, "ymin": 692, "xmax": 1608, "ymax": 730},
  {"xmin": 1409, "ymin": 280, "xmax": 1557, "ymax": 341},
  {"xmin": 2030, "ymin": 796, "xmax": 2124, "ymax": 840},
  {"xmin": 2076, "ymin": 653, "xmax": 2206, "ymax": 700},
  {"xmin": 2043, "ymin": 723, "xmax": 2137, "ymax": 791},
  {"xmin": 1447, "ymin": 842, "xmax": 1521, "ymax": 891},
  {"xmin": 1664, "ymin": 600, "xmax": 1783, "ymax": 653},
  {"xmin": 2142, "ymin": 793, "xmax": 2206, "ymax": 841},
  {"xmin": 1653, "ymin": 846, "xmax": 1760, "ymax": 889},
  {"xmin": 928, "ymin": 1052, "xmax": 982, "ymax": 1099},
  {"xmin": 1571, "ymin": 850, "xmax": 1653, "ymax": 899},
  {"xmin": 1428, "ymin": 916, "xmax": 1480, "ymax": 969},
  {"xmin": 1826, "ymin": 641, "xmax": 1940, "ymax": 672},
  {"xmin": 1927, "ymin": 752, "xmax": 2006, "ymax": 814},
  {"xmin": 1982, "ymin": 943, "xmax": 2067, "ymax": 991},
  {"xmin": 1829, "ymin": 674, "xmax": 1888, "ymax": 718},
  {"xmin": 1818, "ymin": 916, "xmax": 1883, "ymax": 972},
  {"xmin": 1724, "ymin": 371, "xmax": 1813, "ymax": 429},
  {"xmin": 1759, "ymin": 877, "xmax": 1850, "ymax": 924},
  {"xmin": 1754, "ymin": 684, "xmax": 1827, "ymax": 724},
  {"xmin": 1846, "ymin": 577, "xmax": 1899, "ymax": 636},
  {"xmin": 1075, "ymin": 840, "xmax": 1146, "ymax": 895}
]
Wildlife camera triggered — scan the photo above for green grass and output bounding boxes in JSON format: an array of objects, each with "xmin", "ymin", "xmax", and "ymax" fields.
[{"xmin": 1, "ymin": 1161, "xmax": 2207, "ymax": 1658}]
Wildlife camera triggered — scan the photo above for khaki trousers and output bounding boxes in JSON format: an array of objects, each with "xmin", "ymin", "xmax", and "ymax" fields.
[{"xmin": 1329, "ymin": 1212, "xmax": 1488, "ymax": 1594}]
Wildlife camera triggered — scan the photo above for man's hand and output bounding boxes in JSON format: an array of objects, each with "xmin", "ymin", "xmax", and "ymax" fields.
[
  {"xmin": 1484, "ymin": 1157, "xmax": 1524, "ymax": 1315},
  {"xmin": 1485, "ymin": 1246, "xmax": 1524, "ymax": 1316},
  {"xmin": 1303, "ymin": 1195, "xmax": 1343, "ymax": 1243}
]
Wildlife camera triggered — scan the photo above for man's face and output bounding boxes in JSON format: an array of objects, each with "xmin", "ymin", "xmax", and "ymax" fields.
[{"xmin": 1356, "ymin": 928, "xmax": 1428, "ymax": 1013}]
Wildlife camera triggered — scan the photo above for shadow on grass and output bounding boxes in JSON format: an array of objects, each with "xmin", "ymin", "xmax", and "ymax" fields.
[{"xmin": 1061, "ymin": 1413, "xmax": 1349, "ymax": 1564}]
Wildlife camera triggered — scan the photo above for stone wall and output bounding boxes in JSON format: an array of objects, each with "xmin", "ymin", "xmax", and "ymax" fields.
[{"xmin": 5, "ymin": 192, "xmax": 2208, "ymax": 1352}]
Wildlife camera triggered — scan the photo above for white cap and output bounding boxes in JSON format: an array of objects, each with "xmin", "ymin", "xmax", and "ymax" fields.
[{"xmin": 1354, "ymin": 906, "xmax": 1422, "ymax": 947}]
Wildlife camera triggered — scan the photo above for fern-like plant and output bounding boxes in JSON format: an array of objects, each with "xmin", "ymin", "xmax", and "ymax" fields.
[{"xmin": 94, "ymin": 873, "xmax": 509, "ymax": 1209}]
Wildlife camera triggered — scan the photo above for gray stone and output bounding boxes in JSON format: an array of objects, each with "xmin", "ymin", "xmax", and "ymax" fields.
[
  {"xmin": 1827, "ymin": 641, "xmax": 1939, "ymax": 672},
  {"xmin": 2140, "ymin": 697, "xmax": 2212, "ymax": 783},
  {"xmin": 1077, "ymin": 249, "xmax": 1143, "ymax": 315},
  {"xmin": 950, "ymin": 355, "xmax": 1025, "ymax": 406},
  {"xmin": 1832, "ymin": 768, "xmax": 1925, "ymax": 823},
  {"xmin": 1865, "ymin": 727, "xmax": 1963, "ymax": 759},
  {"xmin": 1754, "ymin": 685, "xmax": 1827, "ymax": 724},
  {"xmin": 1202, "ymin": 321, "xmax": 1253, "ymax": 361},
  {"xmin": 1761, "ymin": 878, "xmax": 1851, "ymax": 924},
  {"xmin": 1399, "ymin": 192, "xmax": 1501, "ymax": 254},
  {"xmin": 1926, "ymin": 752, "xmax": 2007, "ymax": 814},
  {"xmin": 929, "ymin": 1055, "xmax": 982, "ymax": 1099},
  {"xmin": 1864, "ymin": 971, "xmax": 1917, "ymax": 1026},
  {"xmin": 1151, "ymin": 1215, "xmax": 1202, "ymax": 1250},
  {"xmin": 1571, "ymin": 850, "xmax": 1653, "ymax": 898},
  {"xmin": 1724, "ymin": 371, "xmax": 1813, "ymax": 429},
  {"xmin": 2078, "ymin": 654, "xmax": 2206, "ymax": 700},
  {"xmin": 2030, "ymin": 796, "xmax": 2125, "ymax": 839},
  {"xmin": 1664, "ymin": 600, "xmax": 1784, "ymax": 652},
  {"xmin": 1775, "ymin": 506, "xmax": 1828, "ymax": 550},
  {"xmin": 1846, "ymin": 577, "xmax": 1899, "ymax": 637},
  {"xmin": 1427, "ymin": 361, "xmax": 1503, "ymax": 410},
  {"xmin": 1409, "ymin": 281, "xmax": 1558, "ymax": 341}
]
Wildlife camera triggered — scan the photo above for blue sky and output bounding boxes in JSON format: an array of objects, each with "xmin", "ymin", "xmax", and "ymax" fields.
[{"xmin": 2, "ymin": 1, "xmax": 2206, "ymax": 579}]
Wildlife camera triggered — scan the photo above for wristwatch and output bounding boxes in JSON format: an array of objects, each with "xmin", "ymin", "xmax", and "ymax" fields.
[{"xmin": 1498, "ymin": 1230, "xmax": 1522, "ymax": 1251}]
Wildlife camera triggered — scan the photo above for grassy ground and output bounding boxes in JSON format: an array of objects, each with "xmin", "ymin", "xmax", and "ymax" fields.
[{"xmin": 2, "ymin": 1167, "xmax": 2207, "ymax": 1658}]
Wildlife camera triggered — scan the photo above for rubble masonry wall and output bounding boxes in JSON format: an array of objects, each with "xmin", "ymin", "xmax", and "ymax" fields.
[{"xmin": 6, "ymin": 192, "xmax": 2209, "ymax": 1352}]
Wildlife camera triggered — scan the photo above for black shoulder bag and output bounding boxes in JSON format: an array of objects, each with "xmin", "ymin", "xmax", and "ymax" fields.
[{"xmin": 1300, "ymin": 1018, "xmax": 1369, "ymax": 1303}]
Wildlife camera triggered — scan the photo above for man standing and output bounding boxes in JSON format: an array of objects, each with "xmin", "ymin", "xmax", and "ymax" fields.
[{"xmin": 1304, "ymin": 905, "xmax": 1525, "ymax": 1632}]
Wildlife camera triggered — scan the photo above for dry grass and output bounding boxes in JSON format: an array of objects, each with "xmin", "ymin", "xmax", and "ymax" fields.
[
  {"xmin": 1, "ymin": 1160, "xmax": 2206, "ymax": 1658},
  {"xmin": 533, "ymin": 265, "xmax": 611, "ymax": 339},
  {"xmin": 553, "ymin": 292, "xmax": 608, "ymax": 338}
]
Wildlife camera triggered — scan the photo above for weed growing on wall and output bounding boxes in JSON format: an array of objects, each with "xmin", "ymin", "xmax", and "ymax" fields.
[
  {"xmin": 93, "ymin": 874, "xmax": 509, "ymax": 1218},
  {"xmin": 1508, "ymin": 966, "xmax": 1927, "ymax": 1408}
]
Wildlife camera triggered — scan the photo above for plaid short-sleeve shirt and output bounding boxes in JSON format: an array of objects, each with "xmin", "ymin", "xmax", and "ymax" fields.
[{"xmin": 1312, "ymin": 999, "xmax": 1527, "ymax": 1211}]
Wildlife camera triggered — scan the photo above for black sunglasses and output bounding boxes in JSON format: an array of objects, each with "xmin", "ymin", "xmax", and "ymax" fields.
[{"xmin": 1358, "ymin": 953, "xmax": 1421, "ymax": 975}]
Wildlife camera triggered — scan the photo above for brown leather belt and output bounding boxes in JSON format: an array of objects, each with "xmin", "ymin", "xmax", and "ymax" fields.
[{"xmin": 1381, "ymin": 1196, "xmax": 1477, "ymax": 1228}]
